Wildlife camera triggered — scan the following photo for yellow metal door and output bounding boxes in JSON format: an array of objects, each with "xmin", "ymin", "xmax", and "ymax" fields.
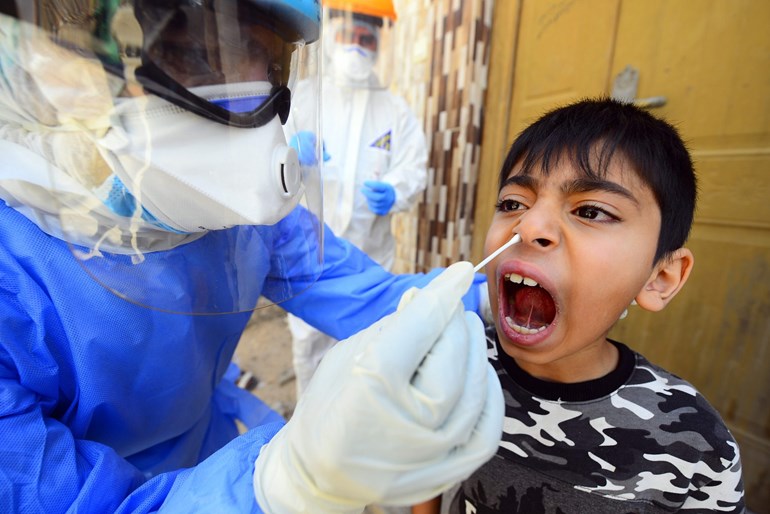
[{"xmin": 475, "ymin": 0, "xmax": 770, "ymax": 509}]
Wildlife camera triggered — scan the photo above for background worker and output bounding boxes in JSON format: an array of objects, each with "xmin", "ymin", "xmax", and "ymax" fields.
[
  {"xmin": 0, "ymin": 1, "xmax": 503, "ymax": 512},
  {"xmin": 287, "ymin": 0, "xmax": 430, "ymax": 395}
]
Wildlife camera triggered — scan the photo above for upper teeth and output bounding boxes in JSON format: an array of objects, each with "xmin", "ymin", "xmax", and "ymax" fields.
[{"xmin": 506, "ymin": 273, "xmax": 538, "ymax": 287}]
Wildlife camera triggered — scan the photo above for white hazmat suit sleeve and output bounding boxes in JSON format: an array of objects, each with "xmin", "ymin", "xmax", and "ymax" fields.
[
  {"xmin": 384, "ymin": 95, "xmax": 428, "ymax": 214},
  {"xmin": 253, "ymin": 262, "xmax": 504, "ymax": 513}
]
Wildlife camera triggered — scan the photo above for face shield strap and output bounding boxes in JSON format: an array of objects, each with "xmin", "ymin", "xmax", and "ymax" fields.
[{"xmin": 133, "ymin": 61, "xmax": 291, "ymax": 127}]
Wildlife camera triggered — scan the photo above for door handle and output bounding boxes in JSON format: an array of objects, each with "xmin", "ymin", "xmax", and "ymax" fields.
[
  {"xmin": 632, "ymin": 96, "xmax": 667, "ymax": 108},
  {"xmin": 611, "ymin": 65, "xmax": 667, "ymax": 109}
]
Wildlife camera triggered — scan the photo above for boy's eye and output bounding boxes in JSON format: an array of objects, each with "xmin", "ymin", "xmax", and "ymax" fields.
[
  {"xmin": 495, "ymin": 199, "xmax": 525, "ymax": 213},
  {"xmin": 574, "ymin": 205, "xmax": 618, "ymax": 221}
]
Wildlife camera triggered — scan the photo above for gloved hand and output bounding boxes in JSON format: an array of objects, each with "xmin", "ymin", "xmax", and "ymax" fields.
[
  {"xmin": 362, "ymin": 180, "xmax": 396, "ymax": 215},
  {"xmin": 288, "ymin": 131, "xmax": 330, "ymax": 166},
  {"xmin": 253, "ymin": 262, "xmax": 504, "ymax": 514}
]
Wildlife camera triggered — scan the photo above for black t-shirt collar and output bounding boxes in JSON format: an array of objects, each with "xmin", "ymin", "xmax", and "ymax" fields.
[{"xmin": 494, "ymin": 336, "xmax": 636, "ymax": 402}]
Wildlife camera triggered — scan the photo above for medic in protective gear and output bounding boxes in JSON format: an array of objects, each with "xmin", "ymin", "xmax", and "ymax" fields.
[
  {"xmin": 0, "ymin": 1, "xmax": 502, "ymax": 513},
  {"xmin": 287, "ymin": 0, "xmax": 432, "ymax": 394}
]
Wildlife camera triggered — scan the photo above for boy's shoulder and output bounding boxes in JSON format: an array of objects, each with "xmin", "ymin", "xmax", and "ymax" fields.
[
  {"xmin": 618, "ymin": 348, "xmax": 737, "ymax": 451},
  {"xmin": 486, "ymin": 331, "xmax": 736, "ymax": 450},
  {"xmin": 483, "ymin": 331, "xmax": 744, "ymax": 512}
]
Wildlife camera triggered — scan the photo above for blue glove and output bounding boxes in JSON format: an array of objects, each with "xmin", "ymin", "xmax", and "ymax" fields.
[
  {"xmin": 362, "ymin": 180, "xmax": 396, "ymax": 215},
  {"xmin": 288, "ymin": 131, "xmax": 330, "ymax": 166}
]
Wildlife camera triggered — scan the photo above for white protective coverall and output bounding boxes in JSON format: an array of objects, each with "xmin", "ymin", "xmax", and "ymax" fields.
[{"xmin": 287, "ymin": 73, "xmax": 428, "ymax": 394}]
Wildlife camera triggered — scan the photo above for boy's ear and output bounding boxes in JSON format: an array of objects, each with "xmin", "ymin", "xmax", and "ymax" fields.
[{"xmin": 636, "ymin": 248, "xmax": 694, "ymax": 312}]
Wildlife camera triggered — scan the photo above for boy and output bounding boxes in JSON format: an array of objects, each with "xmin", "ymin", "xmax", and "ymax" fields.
[{"xmin": 414, "ymin": 98, "xmax": 745, "ymax": 513}]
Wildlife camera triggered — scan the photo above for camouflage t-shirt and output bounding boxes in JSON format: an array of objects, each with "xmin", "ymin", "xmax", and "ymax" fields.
[{"xmin": 449, "ymin": 334, "xmax": 745, "ymax": 514}]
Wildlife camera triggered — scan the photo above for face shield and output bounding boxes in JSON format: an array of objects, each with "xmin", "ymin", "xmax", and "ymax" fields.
[
  {"xmin": 0, "ymin": 0, "xmax": 324, "ymax": 314},
  {"xmin": 322, "ymin": 1, "xmax": 395, "ymax": 89}
]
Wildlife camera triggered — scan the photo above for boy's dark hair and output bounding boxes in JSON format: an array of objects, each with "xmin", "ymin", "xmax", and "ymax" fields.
[{"xmin": 500, "ymin": 98, "xmax": 697, "ymax": 263}]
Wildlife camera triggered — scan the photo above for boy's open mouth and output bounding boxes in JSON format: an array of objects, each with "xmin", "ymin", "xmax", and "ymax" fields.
[{"xmin": 502, "ymin": 273, "xmax": 557, "ymax": 335}]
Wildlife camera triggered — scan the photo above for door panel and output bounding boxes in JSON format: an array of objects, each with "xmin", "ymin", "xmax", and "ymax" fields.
[{"xmin": 506, "ymin": 0, "xmax": 621, "ymax": 136}]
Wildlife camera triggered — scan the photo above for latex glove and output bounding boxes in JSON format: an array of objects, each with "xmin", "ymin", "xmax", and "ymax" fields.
[
  {"xmin": 253, "ymin": 262, "xmax": 504, "ymax": 514},
  {"xmin": 362, "ymin": 180, "xmax": 396, "ymax": 215},
  {"xmin": 289, "ymin": 131, "xmax": 330, "ymax": 166}
]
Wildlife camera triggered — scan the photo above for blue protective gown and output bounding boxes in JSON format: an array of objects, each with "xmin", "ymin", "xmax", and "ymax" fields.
[{"xmin": 0, "ymin": 200, "xmax": 437, "ymax": 513}]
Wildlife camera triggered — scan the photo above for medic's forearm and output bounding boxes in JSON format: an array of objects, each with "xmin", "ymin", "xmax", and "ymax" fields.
[
  {"xmin": 0, "ymin": 374, "xmax": 282, "ymax": 514},
  {"xmin": 280, "ymin": 223, "xmax": 440, "ymax": 340},
  {"xmin": 117, "ymin": 422, "xmax": 283, "ymax": 513}
]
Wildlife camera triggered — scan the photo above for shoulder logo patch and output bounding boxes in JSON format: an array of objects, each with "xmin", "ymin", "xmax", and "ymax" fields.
[{"xmin": 369, "ymin": 130, "xmax": 391, "ymax": 151}]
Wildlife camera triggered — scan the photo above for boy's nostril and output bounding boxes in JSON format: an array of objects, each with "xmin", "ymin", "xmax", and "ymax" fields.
[{"xmin": 535, "ymin": 238, "xmax": 551, "ymax": 247}]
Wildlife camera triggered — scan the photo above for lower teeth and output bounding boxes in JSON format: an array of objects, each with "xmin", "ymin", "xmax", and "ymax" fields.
[{"xmin": 505, "ymin": 316, "xmax": 547, "ymax": 335}]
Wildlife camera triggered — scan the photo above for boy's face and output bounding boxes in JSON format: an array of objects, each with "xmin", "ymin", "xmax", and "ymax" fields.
[{"xmin": 484, "ymin": 154, "xmax": 661, "ymax": 381}]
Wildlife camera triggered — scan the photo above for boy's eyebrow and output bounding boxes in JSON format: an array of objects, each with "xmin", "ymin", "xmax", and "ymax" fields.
[
  {"xmin": 563, "ymin": 178, "xmax": 639, "ymax": 204},
  {"xmin": 500, "ymin": 174, "xmax": 639, "ymax": 204},
  {"xmin": 500, "ymin": 174, "xmax": 537, "ymax": 190}
]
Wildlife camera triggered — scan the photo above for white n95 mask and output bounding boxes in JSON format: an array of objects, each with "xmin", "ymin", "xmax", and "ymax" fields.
[
  {"xmin": 333, "ymin": 45, "xmax": 376, "ymax": 83},
  {"xmin": 97, "ymin": 82, "xmax": 303, "ymax": 233}
]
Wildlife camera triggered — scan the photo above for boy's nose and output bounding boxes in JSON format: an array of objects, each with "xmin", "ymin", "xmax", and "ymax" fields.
[{"xmin": 516, "ymin": 204, "xmax": 561, "ymax": 249}]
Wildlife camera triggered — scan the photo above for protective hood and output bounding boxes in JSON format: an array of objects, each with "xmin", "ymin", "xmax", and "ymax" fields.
[{"xmin": 323, "ymin": 6, "xmax": 395, "ymax": 89}]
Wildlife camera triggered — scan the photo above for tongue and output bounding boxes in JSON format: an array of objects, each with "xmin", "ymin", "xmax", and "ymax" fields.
[{"xmin": 512, "ymin": 287, "xmax": 555, "ymax": 328}]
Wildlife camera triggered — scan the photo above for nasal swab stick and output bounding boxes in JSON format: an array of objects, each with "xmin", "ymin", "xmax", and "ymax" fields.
[
  {"xmin": 395, "ymin": 234, "xmax": 521, "ymax": 312},
  {"xmin": 473, "ymin": 233, "xmax": 521, "ymax": 273}
]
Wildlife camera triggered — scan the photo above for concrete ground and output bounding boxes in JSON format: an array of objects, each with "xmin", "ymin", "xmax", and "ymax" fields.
[{"xmin": 233, "ymin": 303, "xmax": 297, "ymax": 420}]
